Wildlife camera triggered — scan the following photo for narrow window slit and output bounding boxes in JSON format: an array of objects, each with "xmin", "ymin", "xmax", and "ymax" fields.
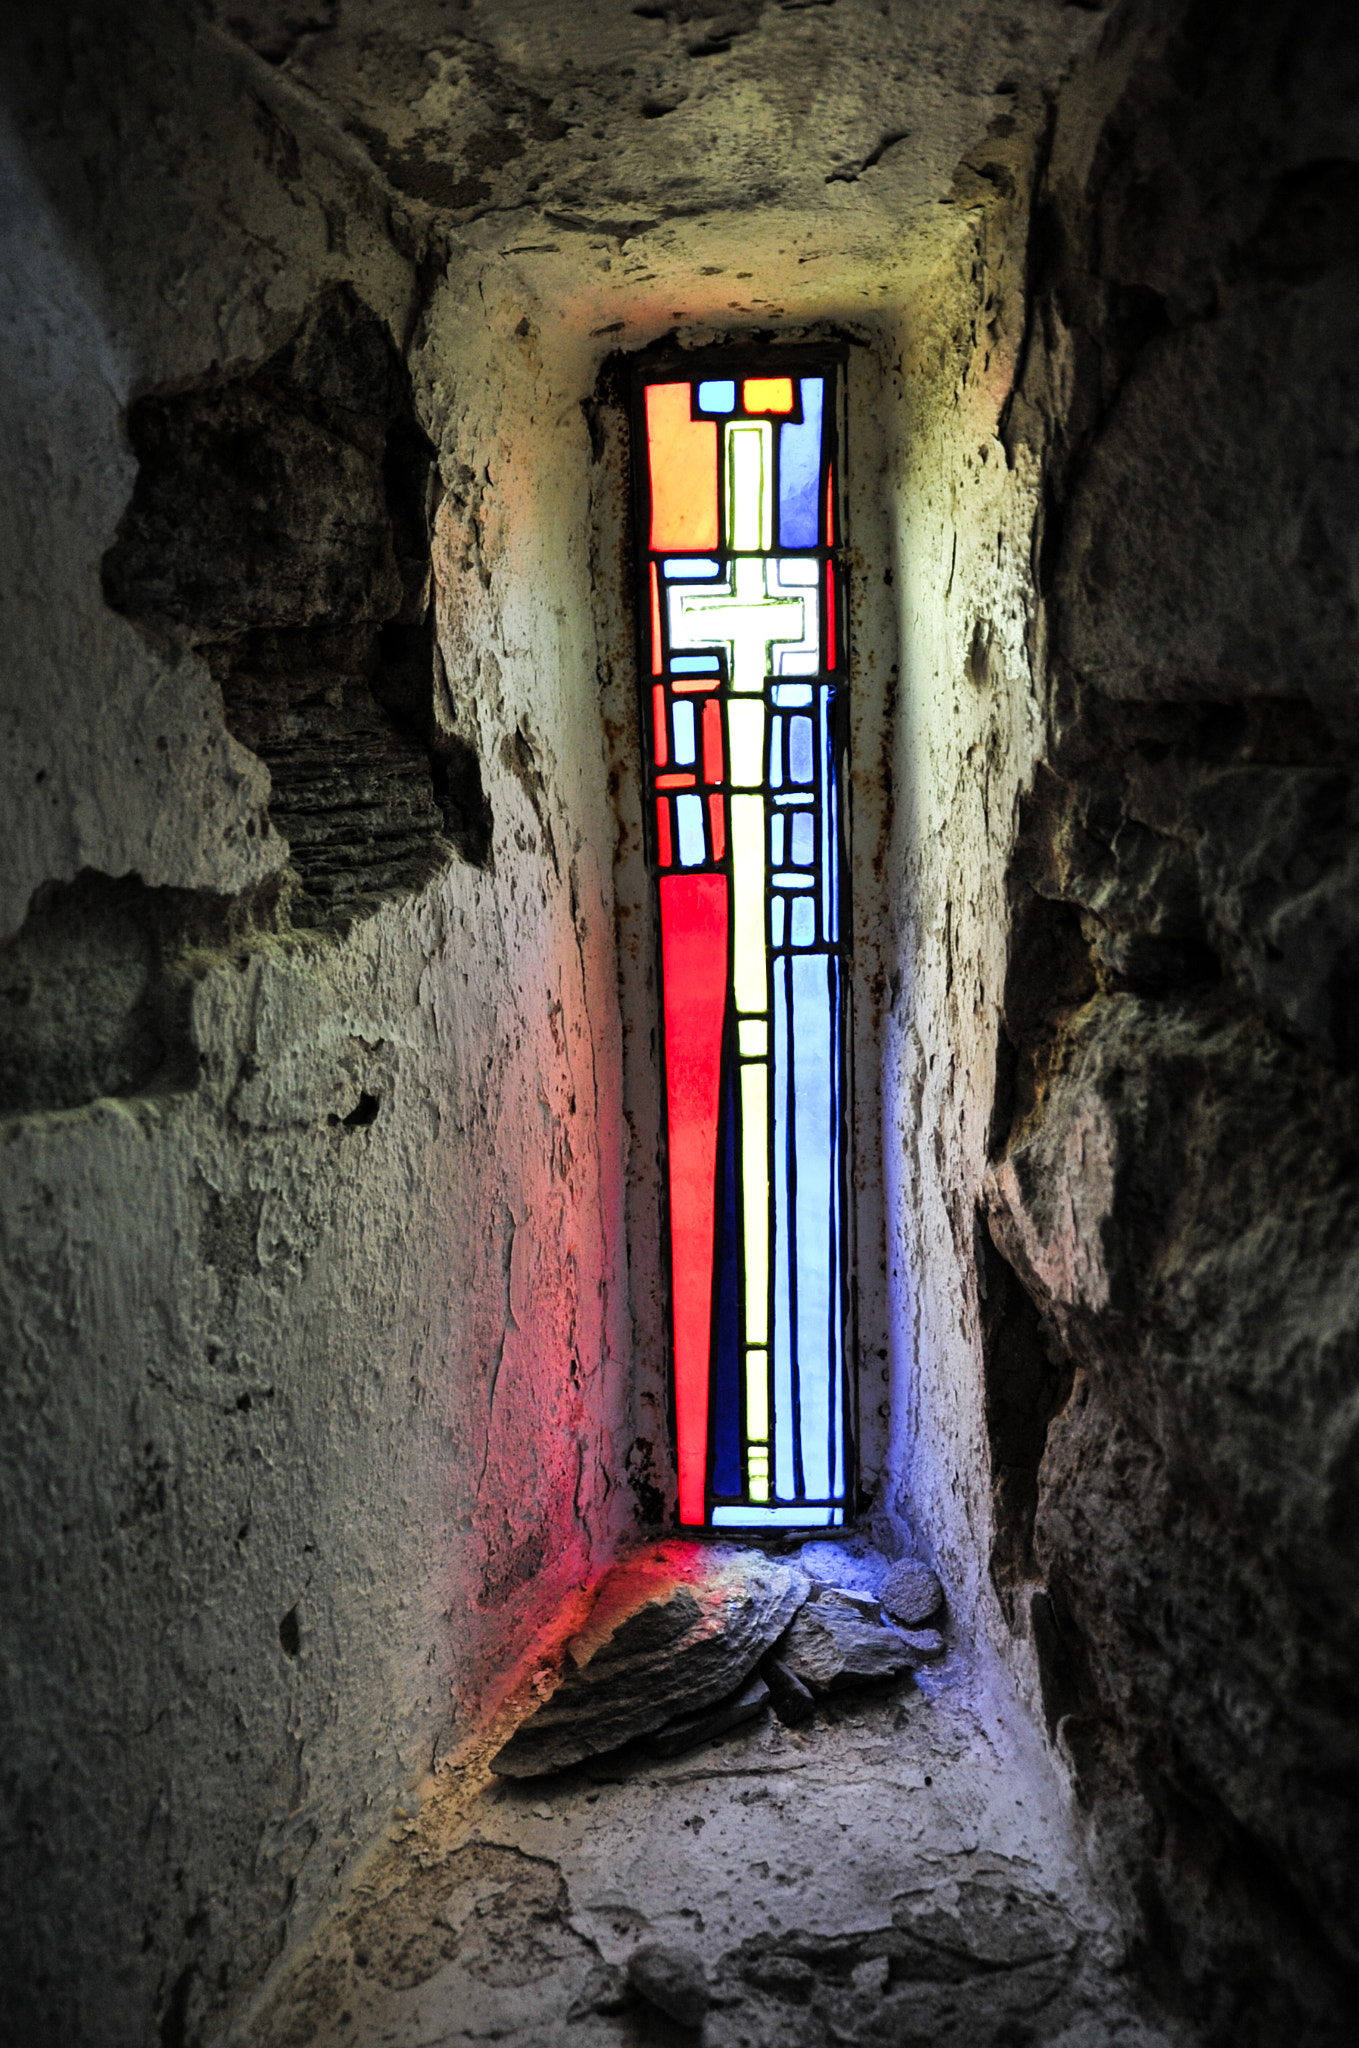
[{"xmin": 632, "ymin": 351, "xmax": 852, "ymax": 1528}]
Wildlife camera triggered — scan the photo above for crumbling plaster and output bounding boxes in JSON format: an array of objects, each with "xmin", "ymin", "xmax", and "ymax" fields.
[{"xmin": 13, "ymin": 1, "xmax": 1346, "ymax": 2044}]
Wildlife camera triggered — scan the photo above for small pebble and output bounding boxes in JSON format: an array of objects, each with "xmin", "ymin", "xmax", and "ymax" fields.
[
  {"xmin": 880, "ymin": 1559, "xmax": 943, "ymax": 1628},
  {"xmin": 627, "ymin": 1941, "xmax": 710, "ymax": 2028},
  {"xmin": 533, "ymin": 1801, "xmax": 552, "ymax": 1819}
]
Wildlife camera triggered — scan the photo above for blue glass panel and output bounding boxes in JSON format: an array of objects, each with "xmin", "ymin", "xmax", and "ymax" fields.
[
  {"xmin": 772, "ymin": 872, "xmax": 815, "ymax": 887},
  {"xmin": 712, "ymin": 1057, "xmax": 742, "ymax": 1496},
  {"xmin": 770, "ymin": 813, "xmax": 785, "ymax": 865},
  {"xmin": 698, "ymin": 379, "xmax": 737, "ymax": 414},
  {"xmin": 664, "ymin": 557, "xmax": 721, "ymax": 578},
  {"xmin": 791, "ymin": 896, "xmax": 816, "ymax": 945},
  {"xmin": 778, "ymin": 377, "xmax": 823, "ymax": 549},
  {"xmin": 770, "ymin": 895, "xmax": 785, "ymax": 947},
  {"xmin": 791, "ymin": 811, "xmax": 814, "ymax": 864},
  {"xmin": 676, "ymin": 793, "xmax": 707, "ymax": 865},
  {"xmin": 791, "ymin": 954, "xmax": 833, "ymax": 1498},
  {"xmin": 773, "ymin": 683, "xmax": 813, "ymax": 707},
  {"xmin": 769, "ymin": 717, "xmax": 783, "ymax": 789},
  {"xmin": 672, "ymin": 654, "xmax": 720, "ymax": 674},
  {"xmin": 789, "ymin": 717, "xmax": 814, "ymax": 783},
  {"xmin": 672, "ymin": 699, "xmax": 696, "ymax": 765},
  {"xmin": 821, "ymin": 686, "xmax": 837, "ymax": 942}
]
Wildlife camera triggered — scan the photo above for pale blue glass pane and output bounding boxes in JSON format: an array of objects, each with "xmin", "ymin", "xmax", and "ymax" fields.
[
  {"xmin": 820, "ymin": 687, "xmax": 835, "ymax": 942},
  {"xmin": 698, "ymin": 379, "xmax": 736, "ymax": 413},
  {"xmin": 676, "ymin": 794, "xmax": 706, "ymax": 866},
  {"xmin": 672, "ymin": 654, "xmax": 719, "ymax": 673},
  {"xmin": 772, "ymin": 957, "xmax": 793, "ymax": 1499},
  {"xmin": 791, "ymin": 896, "xmax": 816, "ymax": 945},
  {"xmin": 770, "ymin": 812, "xmax": 785, "ymax": 865},
  {"xmin": 772, "ymin": 872, "xmax": 815, "ymax": 887},
  {"xmin": 712, "ymin": 1505, "xmax": 842, "ymax": 1527},
  {"xmin": 789, "ymin": 717, "xmax": 814, "ymax": 783},
  {"xmin": 792, "ymin": 955, "xmax": 833, "ymax": 1499},
  {"xmin": 791, "ymin": 811, "xmax": 814, "ymax": 864},
  {"xmin": 778, "ymin": 378, "xmax": 823, "ymax": 548},
  {"xmin": 672, "ymin": 699, "xmax": 696, "ymax": 764},
  {"xmin": 769, "ymin": 716, "xmax": 783, "ymax": 788},
  {"xmin": 773, "ymin": 683, "xmax": 813, "ymax": 707},
  {"xmin": 664, "ymin": 557, "xmax": 721, "ymax": 578},
  {"xmin": 770, "ymin": 895, "xmax": 785, "ymax": 947}
]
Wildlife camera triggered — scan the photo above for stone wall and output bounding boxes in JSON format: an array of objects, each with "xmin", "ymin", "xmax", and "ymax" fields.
[
  {"xmin": 1, "ymin": 10, "xmax": 635, "ymax": 2041},
  {"xmin": 981, "ymin": 1, "xmax": 1359, "ymax": 2035}
]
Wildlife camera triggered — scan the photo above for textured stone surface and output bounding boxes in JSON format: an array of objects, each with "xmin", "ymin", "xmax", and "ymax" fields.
[
  {"xmin": 779, "ymin": 1604, "xmax": 921, "ymax": 1694},
  {"xmin": 627, "ymin": 1942, "xmax": 710, "ymax": 2029},
  {"xmin": 248, "ymin": 1653, "xmax": 1172, "ymax": 2048},
  {"xmin": 3, "ymin": 0, "xmax": 1353, "ymax": 2039},
  {"xmin": 763, "ymin": 1655, "xmax": 816, "ymax": 1727},
  {"xmin": 491, "ymin": 1547, "xmax": 806, "ymax": 1776},
  {"xmin": 642, "ymin": 1675, "xmax": 771, "ymax": 1761},
  {"xmin": 974, "ymin": 1, "xmax": 1359, "ymax": 2036},
  {"xmin": 880, "ymin": 1561, "xmax": 944, "ymax": 1628}
]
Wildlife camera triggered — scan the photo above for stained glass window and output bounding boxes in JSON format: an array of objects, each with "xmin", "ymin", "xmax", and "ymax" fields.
[{"xmin": 632, "ymin": 355, "xmax": 851, "ymax": 1529}]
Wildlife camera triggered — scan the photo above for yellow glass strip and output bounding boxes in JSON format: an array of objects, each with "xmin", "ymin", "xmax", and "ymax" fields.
[
  {"xmin": 739, "ymin": 1019, "xmax": 767, "ymax": 1057},
  {"xmin": 741, "ymin": 1062, "xmax": 769, "ymax": 1345},
  {"xmin": 727, "ymin": 698, "xmax": 765, "ymax": 786},
  {"xmin": 731, "ymin": 794, "xmax": 766, "ymax": 1013},
  {"xmin": 745, "ymin": 1348, "xmax": 769, "ymax": 1438},
  {"xmin": 727, "ymin": 421, "xmax": 772, "ymax": 551}
]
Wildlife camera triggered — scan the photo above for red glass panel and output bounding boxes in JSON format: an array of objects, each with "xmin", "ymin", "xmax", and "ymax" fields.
[
  {"xmin": 652, "ymin": 684, "xmax": 668, "ymax": 766},
  {"xmin": 708, "ymin": 793, "xmax": 726, "ymax": 861},
  {"xmin": 656, "ymin": 772, "xmax": 696, "ymax": 789},
  {"xmin": 656, "ymin": 798, "xmax": 673, "ymax": 866},
  {"xmin": 826, "ymin": 462, "xmax": 834, "ymax": 545},
  {"xmin": 826, "ymin": 561, "xmax": 837, "ymax": 671},
  {"xmin": 659, "ymin": 873, "xmax": 729, "ymax": 1524},
  {"xmin": 650, "ymin": 562, "xmax": 663, "ymax": 674},
  {"xmin": 702, "ymin": 697, "xmax": 724, "ymax": 783},
  {"xmin": 646, "ymin": 384, "xmax": 718, "ymax": 551}
]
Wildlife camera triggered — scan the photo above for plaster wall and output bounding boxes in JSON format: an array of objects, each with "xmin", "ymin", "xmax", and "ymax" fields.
[{"xmin": 1, "ymin": 12, "xmax": 637, "ymax": 2041}]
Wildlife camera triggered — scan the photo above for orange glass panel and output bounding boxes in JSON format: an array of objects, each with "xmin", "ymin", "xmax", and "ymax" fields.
[
  {"xmin": 708, "ymin": 793, "xmax": 726, "ymax": 861},
  {"xmin": 659, "ymin": 873, "xmax": 729, "ymax": 1524},
  {"xmin": 702, "ymin": 697, "xmax": 724, "ymax": 783},
  {"xmin": 743, "ymin": 377, "xmax": 795, "ymax": 414},
  {"xmin": 646, "ymin": 384, "xmax": 718, "ymax": 551},
  {"xmin": 656, "ymin": 798, "xmax": 673, "ymax": 866},
  {"xmin": 672, "ymin": 676, "xmax": 720, "ymax": 693},
  {"xmin": 650, "ymin": 561, "xmax": 663, "ymax": 673},
  {"xmin": 653, "ymin": 685, "xmax": 668, "ymax": 766},
  {"xmin": 657, "ymin": 772, "xmax": 696, "ymax": 789}
]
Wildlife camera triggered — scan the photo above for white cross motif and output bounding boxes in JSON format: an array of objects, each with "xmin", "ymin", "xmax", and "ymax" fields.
[{"xmin": 670, "ymin": 557, "xmax": 809, "ymax": 692}]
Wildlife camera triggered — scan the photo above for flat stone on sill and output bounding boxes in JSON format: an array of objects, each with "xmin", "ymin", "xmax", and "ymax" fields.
[
  {"xmin": 779, "ymin": 1603, "xmax": 922, "ymax": 1693},
  {"xmin": 898, "ymin": 1627, "xmax": 946, "ymax": 1660},
  {"xmin": 642, "ymin": 1674, "xmax": 770, "ymax": 1758},
  {"xmin": 764, "ymin": 1654, "xmax": 816, "ymax": 1725},
  {"xmin": 491, "ymin": 1542, "xmax": 807, "ymax": 1777}
]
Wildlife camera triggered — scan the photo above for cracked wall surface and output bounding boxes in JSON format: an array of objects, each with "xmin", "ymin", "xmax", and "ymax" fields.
[{"xmin": 3, "ymin": 0, "xmax": 1355, "ymax": 2043}]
